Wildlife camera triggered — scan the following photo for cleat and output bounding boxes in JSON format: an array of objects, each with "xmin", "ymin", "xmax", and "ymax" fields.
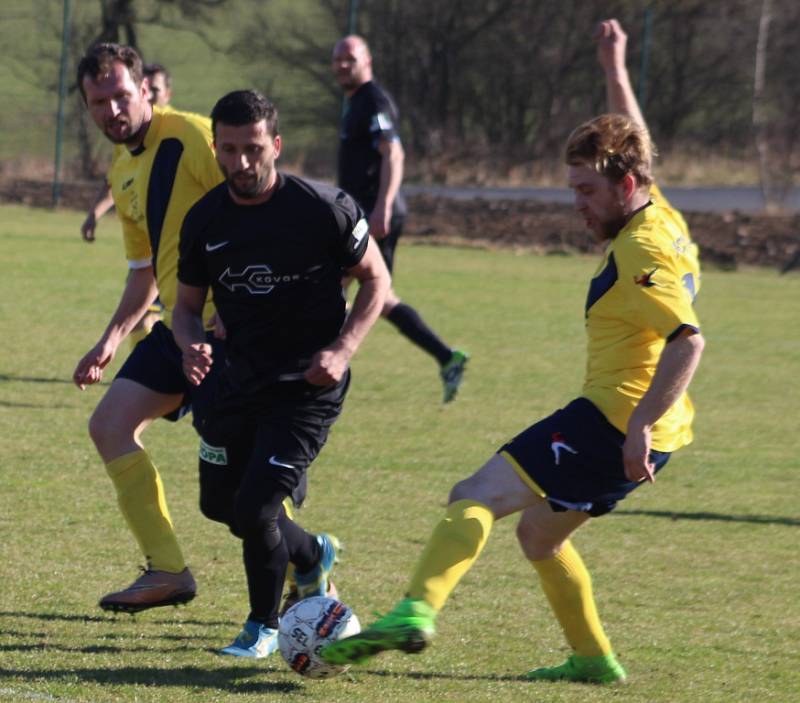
[
  {"xmin": 440, "ymin": 350, "xmax": 469, "ymax": 403},
  {"xmin": 220, "ymin": 620, "xmax": 278, "ymax": 658},
  {"xmin": 321, "ymin": 597, "xmax": 436, "ymax": 666},
  {"xmin": 294, "ymin": 534, "xmax": 340, "ymax": 600},
  {"xmin": 99, "ymin": 566, "xmax": 196, "ymax": 614},
  {"xmin": 280, "ymin": 579, "xmax": 339, "ymax": 617},
  {"xmin": 526, "ymin": 653, "xmax": 627, "ymax": 684}
]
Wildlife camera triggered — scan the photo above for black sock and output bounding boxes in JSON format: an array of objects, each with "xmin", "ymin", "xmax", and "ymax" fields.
[
  {"xmin": 279, "ymin": 509, "xmax": 320, "ymax": 574},
  {"xmin": 386, "ymin": 302, "xmax": 452, "ymax": 366}
]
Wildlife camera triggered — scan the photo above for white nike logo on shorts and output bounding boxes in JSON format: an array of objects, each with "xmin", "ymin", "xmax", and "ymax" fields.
[
  {"xmin": 205, "ymin": 241, "xmax": 229, "ymax": 252},
  {"xmin": 268, "ymin": 456, "xmax": 296, "ymax": 469}
]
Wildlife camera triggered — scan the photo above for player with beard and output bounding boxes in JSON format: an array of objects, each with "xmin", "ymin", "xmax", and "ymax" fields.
[
  {"xmin": 73, "ymin": 43, "xmax": 226, "ymax": 613},
  {"xmin": 172, "ymin": 89, "xmax": 391, "ymax": 658},
  {"xmin": 323, "ymin": 19, "xmax": 705, "ymax": 684}
]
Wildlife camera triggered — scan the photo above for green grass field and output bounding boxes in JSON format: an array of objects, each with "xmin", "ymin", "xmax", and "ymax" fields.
[{"xmin": 1, "ymin": 203, "xmax": 798, "ymax": 703}]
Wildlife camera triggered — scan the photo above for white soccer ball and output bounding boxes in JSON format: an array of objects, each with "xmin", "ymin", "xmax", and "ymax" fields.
[{"xmin": 278, "ymin": 596, "xmax": 361, "ymax": 679}]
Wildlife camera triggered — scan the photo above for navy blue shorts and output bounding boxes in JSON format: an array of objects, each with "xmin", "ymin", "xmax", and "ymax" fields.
[
  {"xmin": 115, "ymin": 321, "xmax": 224, "ymax": 429},
  {"xmin": 500, "ymin": 397, "xmax": 671, "ymax": 517}
]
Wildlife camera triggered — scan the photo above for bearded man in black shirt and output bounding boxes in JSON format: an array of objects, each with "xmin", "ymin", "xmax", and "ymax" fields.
[
  {"xmin": 332, "ymin": 35, "xmax": 469, "ymax": 403},
  {"xmin": 173, "ymin": 89, "xmax": 390, "ymax": 659}
]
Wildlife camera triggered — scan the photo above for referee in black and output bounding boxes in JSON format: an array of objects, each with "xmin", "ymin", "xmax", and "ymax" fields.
[
  {"xmin": 172, "ymin": 89, "xmax": 390, "ymax": 659},
  {"xmin": 332, "ymin": 34, "xmax": 469, "ymax": 403}
]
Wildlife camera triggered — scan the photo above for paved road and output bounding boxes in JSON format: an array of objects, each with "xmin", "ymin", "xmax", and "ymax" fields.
[{"xmin": 403, "ymin": 184, "xmax": 800, "ymax": 213}]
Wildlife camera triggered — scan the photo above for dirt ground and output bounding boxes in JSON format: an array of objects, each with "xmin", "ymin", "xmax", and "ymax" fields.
[{"xmin": 3, "ymin": 178, "xmax": 799, "ymax": 271}]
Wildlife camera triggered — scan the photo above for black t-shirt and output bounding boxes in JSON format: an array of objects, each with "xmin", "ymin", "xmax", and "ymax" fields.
[
  {"xmin": 179, "ymin": 174, "xmax": 368, "ymax": 391},
  {"xmin": 337, "ymin": 80, "xmax": 407, "ymax": 217}
]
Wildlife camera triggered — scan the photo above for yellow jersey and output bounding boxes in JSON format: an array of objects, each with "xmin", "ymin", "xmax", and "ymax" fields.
[
  {"xmin": 108, "ymin": 106, "xmax": 224, "ymax": 327},
  {"xmin": 582, "ymin": 185, "xmax": 701, "ymax": 452}
]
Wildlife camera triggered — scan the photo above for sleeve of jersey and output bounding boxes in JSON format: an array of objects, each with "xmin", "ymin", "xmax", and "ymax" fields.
[
  {"xmin": 618, "ymin": 234, "xmax": 700, "ymax": 340},
  {"xmin": 120, "ymin": 214, "xmax": 153, "ymax": 269},
  {"xmin": 331, "ymin": 192, "xmax": 369, "ymax": 268},
  {"xmin": 368, "ymin": 94, "xmax": 401, "ymax": 146},
  {"xmin": 177, "ymin": 204, "xmax": 209, "ymax": 288},
  {"xmin": 182, "ymin": 116, "xmax": 224, "ymax": 193}
]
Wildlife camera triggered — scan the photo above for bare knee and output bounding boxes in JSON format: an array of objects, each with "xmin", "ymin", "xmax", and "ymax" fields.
[
  {"xmin": 516, "ymin": 518, "xmax": 564, "ymax": 561},
  {"xmin": 381, "ymin": 289, "xmax": 401, "ymax": 317}
]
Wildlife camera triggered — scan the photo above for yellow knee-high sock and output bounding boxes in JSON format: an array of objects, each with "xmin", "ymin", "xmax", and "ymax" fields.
[
  {"xmin": 531, "ymin": 539, "xmax": 612, "ymax": 657},
  {"xmin": 407, "ymin": 499, "xmax": 494, "ymax": 612},
  {"xmin": 106, "ymin": 450, "xmax": 185, "ymax": 573}
]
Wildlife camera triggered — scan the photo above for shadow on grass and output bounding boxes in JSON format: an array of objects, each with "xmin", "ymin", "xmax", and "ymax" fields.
[
  {"xmin": 614, "ymin": 508, "xmax": 800, "ymax": 527},
  {"xmin": 0, "ymin": 665, "xmax": 302, "ymax": 694},
  {"xmin": 0, "ymin": 373, "xmax": 75, "ymax": 385},
  {"xmin": 0, "ymin": 611, "xmax": 235, "ymax": 627},
  {"xmin": 360, "ymin": 669, "xmax": 528, "ymax": 682}
]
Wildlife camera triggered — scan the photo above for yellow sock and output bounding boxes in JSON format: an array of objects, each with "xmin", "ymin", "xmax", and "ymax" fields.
[
  {"xmin": 282, "ymin": 496, "xmax": 296, "ymax": 587},
  {"xmin": 407, "ymin": 499, "xmax": 494, "ymax": 611},
  {"xmin": 531, "ymin": 539, "xmax": 612, "ymax": 656},
  {"xmin": 106, "ymin": 449, "xmax": 185, "ymax": 573}
]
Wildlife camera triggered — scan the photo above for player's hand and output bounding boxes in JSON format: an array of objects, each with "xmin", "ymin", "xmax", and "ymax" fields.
[
  {"xmin": 81, "ymin": 212, "xmax": 97, "ymax": 242},
  {"xmin": 622, "ymin": 423, "xmax": 656, "ymax": 484},
  {"xmin": 593, "ymin": 18, "xmax": 628, "ymax": 73},
  {"xmin": 182, "ymin": 342, "xmax": 213, "ymax": 386},
  {"xmin": 305, "ymin": 347, "xmax": 350, "ymax": 386},
  {"xmin": 368, "ymin": 205, "xmax": 391, "ymax": 240},
  {"xmin": 73, "ymin": 341, "xmax": 115, "ymax": 389}
]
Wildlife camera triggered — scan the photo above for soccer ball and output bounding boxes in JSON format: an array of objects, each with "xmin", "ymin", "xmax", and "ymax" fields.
[{"xmin": 278, "ymin": 596, "xmax": 361, "ymax": 679}]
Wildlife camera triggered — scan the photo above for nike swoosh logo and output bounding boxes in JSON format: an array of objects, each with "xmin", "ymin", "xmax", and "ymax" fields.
[
  {"xmin": 268, "ymin": 455, "xmax": 296, "ymax": 469},
  {"xmin": 205, "ymin": 241, "xmax": 229, "ymax": 252}
]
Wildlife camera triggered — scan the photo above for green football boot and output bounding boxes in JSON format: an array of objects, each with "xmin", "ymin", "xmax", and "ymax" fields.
[
  {"xmin": 526, "ymin": 652, "xmax": 627, "ymax": 684},
  {"xmin": 440, "ymin": 350, "xmax": 470, "ymax": 403},
  {"xmin": 321, "ymin": 597, "xmax": 436, "ymax": 665}
]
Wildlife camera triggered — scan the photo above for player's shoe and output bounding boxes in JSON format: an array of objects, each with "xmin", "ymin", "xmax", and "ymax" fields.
[
  {"xmin": 219, "ymin": 620, "xmax": 278, "ymax": 658},
  {"xmin": 280, "ymin": 579, "xmax": 339, "ymax": 616},
  {"xmin": 98, "ymin": 566, "xmax": 196, "ymax": 613},
  {"xmin": 440, "ymin": 350, "xmax": 470, "ymax": 403},
  {"xmin": 526, "ymin": 653, "xmax": 627, "ymax": 684},
  {"xmin": 294, "ymin": 533, "xmax": 340, "ymax": 599},
  {"xmin": 321, "ymin": 597, "xmax": 436, "ymax": 665}
]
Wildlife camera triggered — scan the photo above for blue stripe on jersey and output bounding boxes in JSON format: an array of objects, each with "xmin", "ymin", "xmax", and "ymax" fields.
[
  {"xmin": 147, "ymin": 138, "xmax": 184, "ymax": 278},
  {"xmin": 585, "ymin": 252, "xmax": 618, "ymax": 315}
]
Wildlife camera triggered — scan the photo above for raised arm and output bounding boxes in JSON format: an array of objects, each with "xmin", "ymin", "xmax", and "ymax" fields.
[{"xmin": 594, "ymin": 19, "xmax": 648, "ymax": 132}]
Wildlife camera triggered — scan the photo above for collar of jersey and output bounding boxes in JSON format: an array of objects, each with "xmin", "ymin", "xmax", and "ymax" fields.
[{"xmin": 131, "ymin": 106, "xmax": 165, "ymax": 156}]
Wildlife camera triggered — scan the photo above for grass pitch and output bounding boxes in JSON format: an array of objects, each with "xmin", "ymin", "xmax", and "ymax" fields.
[{"xmin": 1, "ymin": 203, "xmax": 798, "ymax": 702}]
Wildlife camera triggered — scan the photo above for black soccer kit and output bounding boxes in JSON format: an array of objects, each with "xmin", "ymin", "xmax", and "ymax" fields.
[
  {"xmin": 178, "ymin": 174, "xmax": 368, "ymax": 625},
  {"xmin": 338, "ymin": 80, "xmax": 407, "ymax": 272}
]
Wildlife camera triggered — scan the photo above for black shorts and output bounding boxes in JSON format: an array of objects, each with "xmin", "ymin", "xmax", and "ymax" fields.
[
  {"xmin": 198, "ymin": 371, "xmax": 351, "ymax": 508},
  {"xmin": 115, "ymin": 320, "xmax": 223, "ymax": 429},
  {"xmin": 500, "ymin": 397, "xmax": 671, "ymax": 517},
  {"xmin": 374, "ymin": 214, "xmax": 405, "ymax": 274}
]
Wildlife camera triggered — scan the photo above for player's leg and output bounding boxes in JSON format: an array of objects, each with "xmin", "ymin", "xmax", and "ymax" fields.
[
  {"xmin": 516, "ymin": 504, "xmax": 625, "ymax": 684},
  {"xmin": 89, "ymin": 378, "xmax": 194, "ymax": 612},
  {"xmin": 378, "ymin": 217, "xmax": 469, "ymax": 402},
  {"xmin": 90, "ymin": 323, "xmax": 195, "ymax": 612},
  {"xmin": 221, "ymin": 376, "xmax": 349, "ymax": 657},
  {"xmin": 322, "ymin": 452, "xmax": 540, "ymax": 665}
]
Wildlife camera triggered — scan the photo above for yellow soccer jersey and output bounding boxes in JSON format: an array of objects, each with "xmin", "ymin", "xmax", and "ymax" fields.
[
  {"xmin": 109, "ymin": 106, "xmax": 223, "ymax": 327},
  {"xmin": 582, "ymin": 185, "xmax": 701, "ymax": 452}
]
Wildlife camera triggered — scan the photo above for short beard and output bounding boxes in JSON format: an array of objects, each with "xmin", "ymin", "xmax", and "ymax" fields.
[
  {"xmin": 600, "ymin": 214, "xmax": 629, "ymax": 240},
  {"xmin": 225, "ymin": 171, "xmax": 270, "ymax": 200}
]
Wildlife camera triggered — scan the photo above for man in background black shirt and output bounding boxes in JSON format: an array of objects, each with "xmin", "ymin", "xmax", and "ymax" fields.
[
  {"xmin": 173, "ymin": 90, "xmax": 390, "ymax": 659},
  {"xmin": 333, "ymin": 35, "xmax": 470, "ymax": 403}
]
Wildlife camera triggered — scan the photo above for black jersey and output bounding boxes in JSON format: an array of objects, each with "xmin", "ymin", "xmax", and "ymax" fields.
[
  {"xmin": 178, "ymin": 174, "xmax": 368, "ymax": 390},
  {"xmin": 337, "ymin": 80, "xmax": 408, "ymax": 217}
]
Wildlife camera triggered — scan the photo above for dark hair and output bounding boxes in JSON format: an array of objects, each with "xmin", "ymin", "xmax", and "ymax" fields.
[
  {"xmin": 211, "ymin": 90, "xmax": 279, "ymax": 138},
  {"xmin": 144, "ymin": 62, "xmax": 171, "ymax": 89},
  {"xmin": 76, "ymin": 43, "xmax": 144, "ymax": 102}
]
